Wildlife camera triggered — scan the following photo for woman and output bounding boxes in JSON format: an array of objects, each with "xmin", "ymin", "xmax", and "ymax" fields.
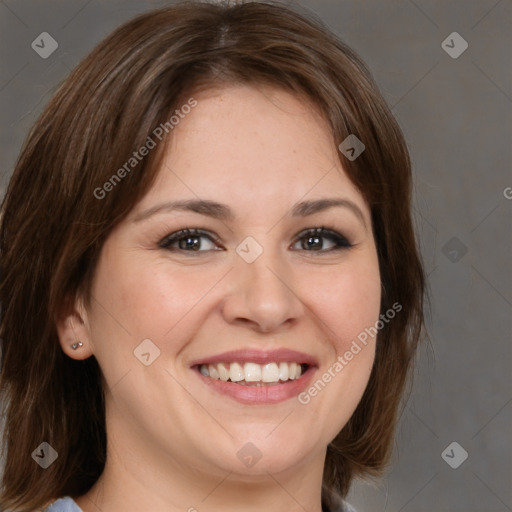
[{"xmin": 0, "ymin": 1, "xmax": 425, "ymax": 511}]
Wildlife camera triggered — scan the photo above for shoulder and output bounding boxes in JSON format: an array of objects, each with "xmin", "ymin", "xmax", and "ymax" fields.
[{"xmin": 42, "ymin": 497, "xmax": 83, "ymax": 512}]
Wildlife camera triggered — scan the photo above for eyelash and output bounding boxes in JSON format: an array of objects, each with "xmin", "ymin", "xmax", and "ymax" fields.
[{"xmin": 158, "ymin": 227, "xmax": 353, "ymax": 254}]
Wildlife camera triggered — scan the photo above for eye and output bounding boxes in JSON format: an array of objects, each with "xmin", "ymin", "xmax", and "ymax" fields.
[
  {"xmin": 159, "ymin": 228, "xmax": 221, "ymax": 252},
  {"xmin": 291, "ymin": 227, "xmax": 353, "ymax": 252},
  {"xmin": 159, "ymin": 226, "xmax": 353, "ymax": 254}
]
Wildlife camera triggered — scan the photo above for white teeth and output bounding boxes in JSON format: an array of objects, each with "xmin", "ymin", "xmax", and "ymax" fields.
[
  {"xmin": 208, "ymin": 364, "xmax": 219, "ymax": 380},
  {"xmin": 229, "ymin": 362, "xmax": 244, "ymax": 382},
  {"xmin": 262, "ymin": 362, "xmax": 280, "ymax": 383},
  {"xmin": 217, "ymin": 362, "xmax": 230, "ymax": 381},
  {"xmin": 198, "ymin": 361, "xmax": 305, "ymax": 383},
  {"xmin": 278, "ymin": 362, "xmax": 289, "ymax": 381},
  {"xmin": 244, "ymin": 362, "xmax": 261, "ymax": 382}
]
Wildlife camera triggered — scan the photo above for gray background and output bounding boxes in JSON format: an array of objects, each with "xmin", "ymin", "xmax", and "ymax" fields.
[{"xmin": 1, "ymin": 0, "xmax": 511, "ymax": 511}]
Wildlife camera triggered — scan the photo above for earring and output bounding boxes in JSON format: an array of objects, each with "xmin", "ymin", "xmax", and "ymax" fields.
[{"xmin": 71, "ymin": 341, "xmax": 83, "ymax": 350}]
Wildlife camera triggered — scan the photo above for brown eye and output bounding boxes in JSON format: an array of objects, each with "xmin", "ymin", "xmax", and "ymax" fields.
[
  {"xmin": 159, "ymin": 228, "xmax": 221, "ymax": 252},
  {"xmin": 292, "ymin": 227, "xmax": 352, "ymax": 252}
]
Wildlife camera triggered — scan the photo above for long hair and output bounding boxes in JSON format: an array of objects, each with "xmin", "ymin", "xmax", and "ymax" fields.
[{"xmin": 0, "ymin": 2, "xmax": 426, "ymax": 510}]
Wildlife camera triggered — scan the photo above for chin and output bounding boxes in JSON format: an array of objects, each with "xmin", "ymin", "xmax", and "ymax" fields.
[{"xmin": 210, "ymin": 433, "xmax": 317, "ymax": 477}]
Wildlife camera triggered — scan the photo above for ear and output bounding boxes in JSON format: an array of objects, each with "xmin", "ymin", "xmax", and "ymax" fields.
[{"xmin": 55, "ymin": 297, "xmax": 94, "ymax": 361}]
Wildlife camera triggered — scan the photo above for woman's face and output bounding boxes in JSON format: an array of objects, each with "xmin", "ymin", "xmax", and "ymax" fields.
[{"xmin": 65, "ymin": 85, "xmax": 381, "ymax": 484}]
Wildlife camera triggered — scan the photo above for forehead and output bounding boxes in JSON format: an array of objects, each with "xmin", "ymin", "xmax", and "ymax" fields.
[{"xmin": 133, "ymin": 84, "xmax": 368, "ymax": 222}]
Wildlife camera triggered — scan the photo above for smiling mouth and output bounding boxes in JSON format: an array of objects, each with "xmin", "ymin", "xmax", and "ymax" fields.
[{"xmin": 195, "ymin": 362, "xmax": 310, "ymax": 386}]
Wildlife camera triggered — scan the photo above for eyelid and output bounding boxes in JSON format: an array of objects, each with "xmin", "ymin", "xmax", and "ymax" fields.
[
  {"xmin": 159, "ymin": 228, "xmax": 223, "ymax": 249},
  {"xmin": 294, "ymin": 226, "xmax": 351, "ymax": 243}
]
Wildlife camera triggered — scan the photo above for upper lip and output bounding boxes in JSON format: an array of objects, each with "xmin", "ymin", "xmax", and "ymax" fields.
[{"xmin": 189, "ymin": 348, "xmax": 318, "ymax": 367}]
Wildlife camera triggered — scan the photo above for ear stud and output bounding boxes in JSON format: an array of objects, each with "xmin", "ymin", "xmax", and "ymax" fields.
[{"xmin": 71, "ymin": 341, "xmax": 83, "ymax": 350}]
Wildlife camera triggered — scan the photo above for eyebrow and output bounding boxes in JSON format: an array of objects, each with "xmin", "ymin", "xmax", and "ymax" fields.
[{"xmin": 132, "ymin": 197, "xmax": 367, "ymax": 229}]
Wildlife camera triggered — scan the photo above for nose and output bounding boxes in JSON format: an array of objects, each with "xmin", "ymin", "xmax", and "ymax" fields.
[{"xmin": 220, "ymin": 245, "xmax": 304, "ymax": 334}]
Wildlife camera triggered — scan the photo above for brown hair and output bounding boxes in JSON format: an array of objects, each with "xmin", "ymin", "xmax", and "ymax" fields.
[{"xmin": 0, "ymin": 1, "xmax": 425, "ymax": 510}]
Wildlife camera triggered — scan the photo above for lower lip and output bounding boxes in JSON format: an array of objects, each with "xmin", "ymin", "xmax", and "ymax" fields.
[{"xmin": 194, "ymin": 367, "xmax": 316, "ymax": 404}]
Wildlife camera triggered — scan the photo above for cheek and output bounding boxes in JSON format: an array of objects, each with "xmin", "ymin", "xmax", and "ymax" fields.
[
  {"xmin": 308, "ymin": 258, "xmax": 381, "ymax": 352},
  {"xmin": 295, "ymin": 255, "xmax": 381, "ymax": 441},
  {"xmin": 90, "ymin": 251, "xmax": 221, "ymax": 345},
  {"xmin": 86, "ymin": 255, "xmax": 204, "ymax": 390}
]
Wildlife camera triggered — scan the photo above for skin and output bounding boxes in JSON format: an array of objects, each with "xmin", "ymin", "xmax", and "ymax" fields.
[{"xmin": 57, "ymin": 84, "xmax": 381, "ymax": 512}]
